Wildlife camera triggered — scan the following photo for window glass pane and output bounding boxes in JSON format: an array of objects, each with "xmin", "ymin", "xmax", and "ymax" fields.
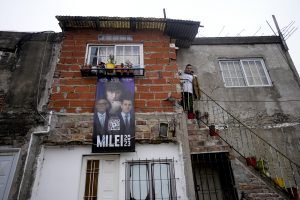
[
  {"xmin": 238, "ymin": 78, "xmax": 246, "ymax": 86},
  {"xmin": 88, "ymin": 47, "xmax": 98, "ymax": 65},
  {"xmin": 261, "ymin": 77, "xmax": 269, "ymax": 85},
  {"xmin": 132, "ymin": 46, "xmax": 139, "ymax": 55},
  {"xmin": 116, "ymin": 45, "xmax": 141, "ymax": 67},
  {"xmin": 152, "ymin": 163, "xmax": 171, "ymax": 199},
  {"xmin": 130, "ymin": 164, "xmax": 149, "ymax": 200},
  {"xmin": 247, "ymin": 77, "xmax": 254, "ymax": 85},
  {"xmin": 224, "ymin": 78, "xmax": 232, "ymax": 87}
]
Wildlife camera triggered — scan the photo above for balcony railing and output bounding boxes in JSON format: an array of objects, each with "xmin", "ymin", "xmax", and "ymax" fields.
[
  {"xmin": 194, "ymin": 89, "xmax": 300, "ymax": 199},
  {"xmin": 80, "ymin": 67, "xmax": 145, "ymax": 77}
]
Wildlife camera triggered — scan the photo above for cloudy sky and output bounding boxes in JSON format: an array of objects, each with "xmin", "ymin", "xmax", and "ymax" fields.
[{"xmin": 1, "ymin": 0, "xmax": 299, "ymax": 74}]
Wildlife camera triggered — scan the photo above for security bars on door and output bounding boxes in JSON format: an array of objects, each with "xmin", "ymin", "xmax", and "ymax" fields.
[
  {"xmin": 191, "ymin": 153, "xmax": 239, "ymax": 200},
  {"xmin": 125, "ymin": 158, "xmax": 178, "ymax": 200}
]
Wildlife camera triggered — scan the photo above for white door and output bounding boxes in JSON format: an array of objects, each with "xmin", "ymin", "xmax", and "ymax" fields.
[
  {"xmin": 79, "ymin": 155, "xmax": 119, "ymax": 200},
  {"xmin": 98, "ymin": 159, "xmax": 119, "ymax": 200}
]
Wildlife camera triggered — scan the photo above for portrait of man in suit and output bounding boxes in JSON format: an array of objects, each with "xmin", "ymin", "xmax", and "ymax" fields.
[
  {"xmin": 93, "ymin": 98, "xmax": 110, "ymax": 134},
  {"xmin": 118, "ymin": 95, "xmax": 134, "ymax": 135}
]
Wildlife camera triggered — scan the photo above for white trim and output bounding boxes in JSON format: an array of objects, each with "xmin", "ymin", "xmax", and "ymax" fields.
[
  {"xmin": 85, "ymin": 44, "xmax": 144, "ymax": 69},
  {"xmin": 219, "ymin": 58, "xmax": 272, "ymax": 88}
]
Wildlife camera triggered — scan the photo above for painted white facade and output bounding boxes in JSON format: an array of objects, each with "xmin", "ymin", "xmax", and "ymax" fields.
[{"xmin": 31, "ymin": 143, "xmax": 188, "ymax": 200}]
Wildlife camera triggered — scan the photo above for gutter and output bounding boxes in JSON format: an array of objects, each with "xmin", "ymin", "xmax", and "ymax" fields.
[{"xmin": 17, "ymin": 111, "xmax": 53, "ymax": 200}]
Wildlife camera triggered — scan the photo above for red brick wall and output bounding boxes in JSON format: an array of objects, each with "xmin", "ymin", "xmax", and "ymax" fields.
[{"xmin": 48, "ymin": 29, "xmax": 180, "ymax": 113}]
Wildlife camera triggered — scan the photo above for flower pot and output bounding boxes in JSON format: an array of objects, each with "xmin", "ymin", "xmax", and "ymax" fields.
[
  {"xmin": 246, "ymin": 157, "xmax": 257, "ymax": 167},
  {"xmin": 274, "ymin": 177, "xmax": 285, "ymax": 188},
  {"xmin": 209, "ymin": 125, "xmax": 219, "ymax": 136},
  {"xmin": 106, "ymin": 63, "xmax": 115, "ymax": 69}
]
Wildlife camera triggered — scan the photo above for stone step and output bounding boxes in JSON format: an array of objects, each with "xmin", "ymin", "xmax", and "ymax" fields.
[{"xmin": 190, "ymin": 145, "xmax": 230, "ymax": 153}]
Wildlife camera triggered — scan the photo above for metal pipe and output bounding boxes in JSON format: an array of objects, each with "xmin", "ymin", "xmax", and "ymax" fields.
[{"xmin": 17, "ymin": 111, "xmax": 53, "ymax": 200}]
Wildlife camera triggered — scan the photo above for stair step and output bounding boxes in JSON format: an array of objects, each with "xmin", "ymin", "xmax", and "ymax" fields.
[
  {"xmin": 249, "ymin": 192, "xmax": 282, "ymax": 198},
  {"xmin": 191, "ymin": 145, "xmax": 230, "ymax": 153}
]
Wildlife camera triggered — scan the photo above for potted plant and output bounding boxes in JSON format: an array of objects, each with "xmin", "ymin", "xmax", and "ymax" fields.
[
  {"xmin": 125, "ymin": 60, "xmax": 133, "ymax": 76},
  {"xmin": 106, "ymin": 55, "xmax": 116, "ymax": 69},
  {"xmin": 246, "ymin": 156, "xmax": 257, "ymax": 167}
]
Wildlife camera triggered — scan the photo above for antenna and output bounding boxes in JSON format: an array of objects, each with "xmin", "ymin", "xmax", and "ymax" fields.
[
  {"xmin": 272, "ymin": 15, "xmax": 289, "ymax": 51},
  {"xmin": 253, "ymin": 26, "xmax": 261, "ymax": 36},
  {"xmin": 236, "ymin": 29, "xmax": 245, "ymax": 36},
  {"xmin": 285, "ymin": 27, "xmax": 298, "ymax": 40},
  {"xmin": 163, "ymin": 8, "xmax": 166, "ymax": 19},
  {"xmin": 218, "ymin": 26, "xmax": 225, "ymax": 37},
  {"xmin": 266, "ymin": 20, "xmax": 277, "ymax": 36}
]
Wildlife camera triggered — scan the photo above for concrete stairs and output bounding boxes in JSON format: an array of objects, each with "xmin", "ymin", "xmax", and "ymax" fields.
[{"xmin": 187, "ymin": 119, "xmax": 230, "ymax": 153}]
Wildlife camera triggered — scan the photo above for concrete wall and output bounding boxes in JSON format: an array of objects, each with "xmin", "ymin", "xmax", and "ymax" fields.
[
  {"xmin": 31, "ymin": 144, "xmax": 188, "ymax": 200},
  {"xmin": 177, "ymin": 38, "xmax": 300, "ymax": 164},
  {"xmin": 0, "ymin": 31, "xmax": 62, "ymax": 200}
]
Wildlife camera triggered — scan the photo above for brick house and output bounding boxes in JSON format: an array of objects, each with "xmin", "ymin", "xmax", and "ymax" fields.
[{"xmin": 1, "ymin": 16, "xmax": 299, "ymax": 200}]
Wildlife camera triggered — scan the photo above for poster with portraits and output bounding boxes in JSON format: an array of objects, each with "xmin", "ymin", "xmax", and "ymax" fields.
[{"xmin": 92, "ymin": 77, "xmax": 135, "ymax": 153}]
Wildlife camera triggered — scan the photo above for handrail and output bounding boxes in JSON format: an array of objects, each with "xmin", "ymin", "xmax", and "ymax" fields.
[
  {"xmin": 199, "ymin": 88, "xmax": 300, "ymax": 168},
  {"xmin": 195, "ymin": 88, "xmax": 300, "ymax": 198}
]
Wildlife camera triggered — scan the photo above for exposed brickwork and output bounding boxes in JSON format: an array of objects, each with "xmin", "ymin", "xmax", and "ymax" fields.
[
  {"xmin": 187, "ymin": 119, "xmax": 230, "ymax": 153},
  {"xmin": 48, "ymin": 30, "xmax": 180, "ymax": 113},
  {"xmin": 44, "ymin": 113, "xmax": 178, "ymax": 145}
]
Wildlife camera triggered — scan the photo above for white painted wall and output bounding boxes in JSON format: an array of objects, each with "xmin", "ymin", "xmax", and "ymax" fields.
[{"xmin": 31, "ymin": 144, "xmax": 188, "ymax": 200}]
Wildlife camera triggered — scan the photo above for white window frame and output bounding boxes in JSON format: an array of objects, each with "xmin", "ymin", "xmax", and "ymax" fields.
[
  {"xmin": 219, "ymin": 58, "xmax": 272, "ymax": 87},
  {"xmin": 85, "ymin": 44, "xmax": 144, "ymax": 68},
  {"xmin": 0, "ymin": 148, "xmax": 20, "ymax": 200},
  {"xmin": 78, "ymin": 155, "xmax": 119, "ymax": 200},
  {"xmin": 125, "ymin": 159, "xmax": 177, "ymax": 200}
]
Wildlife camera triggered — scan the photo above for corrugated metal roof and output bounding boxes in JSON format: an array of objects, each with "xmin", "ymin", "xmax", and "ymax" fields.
[{"xmin": 56, "ymin": 16, "xmax": 201, "ymax": 47}]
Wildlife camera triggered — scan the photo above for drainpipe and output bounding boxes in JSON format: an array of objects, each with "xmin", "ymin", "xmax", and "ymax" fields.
[{"xmin": 17, "ymin": 111, "xmax": 53, "ymax": 200}]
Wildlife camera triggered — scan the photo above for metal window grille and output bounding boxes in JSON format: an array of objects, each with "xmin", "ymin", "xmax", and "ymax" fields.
[
  {"xmin": 219, "ymin": 58, "xmax": 272, "ymax": 87},
  {"xmin": 125, "ymin": 158, "xmax": 178, "ymax": 200},
  {"xmin": 84, "ymin": 160, "xmax": 100, "ymax": 200},
  {"xmin": 192, "ymin": 153, "xmax": 238, "ymax": 200}
]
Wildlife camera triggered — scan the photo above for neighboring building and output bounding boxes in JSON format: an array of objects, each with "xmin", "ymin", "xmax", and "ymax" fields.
[
  {"xmin": 177, "ymin": 36, "xmax": 300, "ymax": 199},
  {"xmin": 0, "ymin": 31, "xmax": 62, "ymax": 200},
  {"xmin": 0, "ymin": 16, "xmax": 299, "ymax": 200}
]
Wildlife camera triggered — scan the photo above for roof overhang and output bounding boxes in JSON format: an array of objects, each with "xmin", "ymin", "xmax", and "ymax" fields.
[{"xmin": 56, "ymin": 16, "xmax": 201, "ymax": 48}]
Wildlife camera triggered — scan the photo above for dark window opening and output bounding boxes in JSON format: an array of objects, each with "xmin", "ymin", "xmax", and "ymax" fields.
[{"xmin": 191, "ymin": 153, "xmax": 238, "ymax": 200}]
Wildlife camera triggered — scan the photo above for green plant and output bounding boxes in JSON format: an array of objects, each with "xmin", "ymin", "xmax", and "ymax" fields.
[{"xmin": 107, "ymin": 55, "xmax": 116, "ymax": 64}]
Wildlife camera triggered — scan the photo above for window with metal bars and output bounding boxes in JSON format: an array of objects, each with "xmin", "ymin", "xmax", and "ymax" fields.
[
  {"xmin": 191, "ymin": 153, "xmax": 238, "ymax": 200},
  {"xmin": 125, "ymin": 158, "xmax": 177, "ymax": 200},
  {"xmin": 219, "ymin": 58, "xmax": 272, "ymax": 87},
  {"xmin": 84, "ymin": 160, "xmax": 100, "ymax": 200}
]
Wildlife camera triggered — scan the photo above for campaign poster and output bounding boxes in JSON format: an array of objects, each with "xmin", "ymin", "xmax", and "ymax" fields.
[{"xmin": 92, "ymin": 77, "xmax": 135, "ymax": 153}]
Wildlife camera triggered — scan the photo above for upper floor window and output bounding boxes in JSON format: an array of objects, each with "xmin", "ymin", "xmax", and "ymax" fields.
[
  {"xmin": 86, "ymin": 44, "xmax": 144, "ymax": 68},
  {"xmin": 219, "ymin": 58, "xmax": 272, "ymax": 87}
]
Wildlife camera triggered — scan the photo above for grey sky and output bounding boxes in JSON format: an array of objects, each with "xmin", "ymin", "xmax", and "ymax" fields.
[{"xmin": 0, "ymin": 0, "xmax": 299, "ymax": 74}]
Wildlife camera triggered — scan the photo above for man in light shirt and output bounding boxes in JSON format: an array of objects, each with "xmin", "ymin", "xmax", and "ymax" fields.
[{"xmin": 180, "ymin": 64, "xmax": 201, "ymax": 118}]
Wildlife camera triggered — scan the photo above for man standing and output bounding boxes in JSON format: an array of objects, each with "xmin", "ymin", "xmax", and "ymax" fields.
[{"xmin": 180, "ymin": 64, "xmax": 201, "ymax": 118}]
